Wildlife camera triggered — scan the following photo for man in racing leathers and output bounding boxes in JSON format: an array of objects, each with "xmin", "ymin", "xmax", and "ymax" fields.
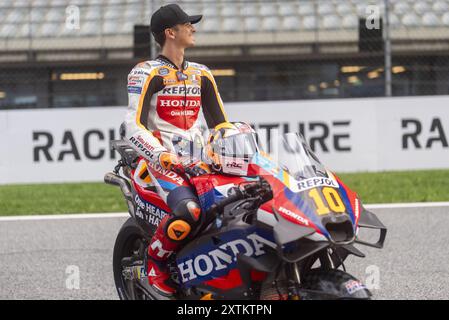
[{"xmin": 122, "ymin": 4, "xmax": 228, "ymax": 297}]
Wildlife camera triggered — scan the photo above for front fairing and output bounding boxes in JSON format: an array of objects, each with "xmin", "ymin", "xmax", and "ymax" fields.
[
  {"xmin": 181, "ymin": 130, "xmax": 362, "ymax": 242},
  {"xmin": 246, "ymin": 133, "xmax": 362, "ymax": 242}
]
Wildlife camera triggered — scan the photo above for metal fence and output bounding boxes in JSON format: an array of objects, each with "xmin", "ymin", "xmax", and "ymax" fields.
[{"xmin": 1, "ymin": 0, "xmax": 449, "ymax": 109}]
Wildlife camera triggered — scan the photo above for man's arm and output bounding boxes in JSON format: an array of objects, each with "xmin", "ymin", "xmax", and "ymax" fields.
[
  {"xmin": 200, "ymin": 67, "xmax": 229, "ymax": 128},
  {"xmin": 123, "ymin": 63, "xmax": 167, "ymax": 162}
]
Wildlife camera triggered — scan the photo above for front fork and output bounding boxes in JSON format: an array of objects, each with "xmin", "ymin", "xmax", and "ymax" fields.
[
  {"xmin": 285, "ymin": 263, "xmax": 302, "ymax": 300},
  {"xmin": 285, "ymin": 249, "xmax": 335, "ymax": 300}
]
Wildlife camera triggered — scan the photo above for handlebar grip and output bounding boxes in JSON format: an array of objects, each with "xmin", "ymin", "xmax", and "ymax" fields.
[{"xmin": 207, "ymin": 188, "xmax": 244, "ymax": 216}]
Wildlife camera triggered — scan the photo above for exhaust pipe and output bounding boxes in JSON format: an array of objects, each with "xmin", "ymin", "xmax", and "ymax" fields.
[
  {"xmin": 104, "ymin": 172, "xmax": 135, "ymax": 217},
  {"xmin": 104, "ymin": 172, "xmax": 133, "ymax": 200}
]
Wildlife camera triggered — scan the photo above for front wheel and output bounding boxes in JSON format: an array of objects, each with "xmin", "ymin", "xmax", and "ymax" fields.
[{"xmin": 300, "ymin": 269, "xmax": 372, "ymax": 300}]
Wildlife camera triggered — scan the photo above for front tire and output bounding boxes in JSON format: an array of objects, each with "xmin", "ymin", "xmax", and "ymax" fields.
[{"xmin": 300, "ymin": 269, "xmax": 372, "ymax": 300}]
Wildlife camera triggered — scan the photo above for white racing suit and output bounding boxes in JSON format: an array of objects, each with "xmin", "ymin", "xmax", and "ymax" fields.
[{"xmin": 122, "ymin": 55, "xmax": 228, "ymax": 295}]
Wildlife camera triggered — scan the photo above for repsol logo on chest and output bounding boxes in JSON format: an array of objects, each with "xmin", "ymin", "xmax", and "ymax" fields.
[
  {"xmin": 32, "ymin": 129, "xmax": 118, "ymax": 162},
  {"xmin": 162, "ymin": 86, "xmax": 200, "ymax": 95},
  {"xmin": 177, "ymin": 232, "xmax": 276, "ymax": 283}
]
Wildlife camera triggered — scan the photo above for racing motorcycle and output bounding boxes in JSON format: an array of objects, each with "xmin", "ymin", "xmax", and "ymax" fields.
[{"xmin": 105, "ymin": 131, "xmax": 386, "ymax": 300}]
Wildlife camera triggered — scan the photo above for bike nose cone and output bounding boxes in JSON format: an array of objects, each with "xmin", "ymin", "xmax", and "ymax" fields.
[{"xmin": 322, "ymin": 214, "xmax": 355, "ymax": 244}]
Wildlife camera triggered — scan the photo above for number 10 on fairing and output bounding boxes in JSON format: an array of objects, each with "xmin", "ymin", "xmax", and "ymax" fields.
[{"xmin": 308, "ymin": 187, "xmax": 346, "ymax": 215}]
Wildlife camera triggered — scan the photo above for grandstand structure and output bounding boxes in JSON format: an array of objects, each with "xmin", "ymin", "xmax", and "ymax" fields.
[{"xmin": 1, "ymin": 0, "xmax": 449, "ymax": 109}]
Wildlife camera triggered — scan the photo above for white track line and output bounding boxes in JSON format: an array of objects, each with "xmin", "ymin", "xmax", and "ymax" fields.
[
  {"xmin": 0, "ymin": 212, "xmax": 129, "ymax": 222},
  {"xmin": 0, "ymin": 201, "xmax": 449, "ymax": 222},
  {"xmin": 365, "ymin": 202, "xmax": 449, "ymax": 209}
]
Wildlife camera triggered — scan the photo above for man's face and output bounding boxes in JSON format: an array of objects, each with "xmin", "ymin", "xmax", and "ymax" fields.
[{"xmin": 171, "ymin": 22, "xmax": 196, "ymax": 48}]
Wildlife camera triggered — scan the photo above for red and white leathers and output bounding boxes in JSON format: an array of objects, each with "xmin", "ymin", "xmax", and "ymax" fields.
[
  {"xmin": 123, "ymin": 55, "xmax": 228, "ymax": 296},
  {"xmin": 124, "ymin": 54, "xmax": 228, "ymax": 161}
]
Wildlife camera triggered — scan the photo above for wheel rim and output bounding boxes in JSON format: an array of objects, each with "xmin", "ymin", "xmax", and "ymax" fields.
[{"xmin": 118, "ymin": 235, "xmax": 149, "ymax": 300}]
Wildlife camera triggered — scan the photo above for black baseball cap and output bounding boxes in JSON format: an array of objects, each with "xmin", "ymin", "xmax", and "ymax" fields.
[{"xmin": 150, "ymin": 4, "xmax": 202, "ymax": 34}]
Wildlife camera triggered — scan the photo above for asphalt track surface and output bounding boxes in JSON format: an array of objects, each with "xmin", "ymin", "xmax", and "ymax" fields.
[{"xmin": 1, "ymin": 205, "xmax": 449, "ymax": 300}]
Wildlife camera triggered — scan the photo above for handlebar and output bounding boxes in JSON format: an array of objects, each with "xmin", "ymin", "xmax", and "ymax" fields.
[
  {"xmin": 206, "ymin": 177, "xmax": 273, "ymax": 218},
  {"xmin": 207, "ymin": 188, "xmax": 245, "ymax": 217}
]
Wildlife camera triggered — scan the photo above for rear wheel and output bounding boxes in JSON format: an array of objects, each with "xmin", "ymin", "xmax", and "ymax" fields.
[{"xmin": 113, "ymin": 218, "xmax": 152, "ymax": 300}]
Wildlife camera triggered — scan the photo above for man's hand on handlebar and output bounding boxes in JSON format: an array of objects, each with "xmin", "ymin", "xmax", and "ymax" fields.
[{"xmin": 158, "ymin": 151, "xmax": 185, "ymax": 174}]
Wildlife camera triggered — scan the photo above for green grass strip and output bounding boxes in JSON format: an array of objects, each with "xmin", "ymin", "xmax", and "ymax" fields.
[
  {"xmin": 0, "ymin": 183, "xmax": 127, "ymax": 216},
  {"xmin": 338, "ymin": 169, "xmax": 449, "ymax": 204},
  {"xmin": 0, "ymin": 169, "xmax": 448, "ymax": 216}
]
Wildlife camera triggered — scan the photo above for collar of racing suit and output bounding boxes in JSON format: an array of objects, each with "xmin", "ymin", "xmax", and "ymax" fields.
[{"xmin": 156, "ymin": 54, "xmax": 188, "ymax": 71}]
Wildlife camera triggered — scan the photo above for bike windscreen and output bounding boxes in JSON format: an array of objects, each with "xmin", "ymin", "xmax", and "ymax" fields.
[
  {"xmin": 274, "ymin": 132, "xmax": 329, "ymax": 181},
  {"xmin": 170, "ymin": 129, "xmax": 329, "ymax": 181}
]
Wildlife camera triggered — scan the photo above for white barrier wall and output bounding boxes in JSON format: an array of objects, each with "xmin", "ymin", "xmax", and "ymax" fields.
[{"xmin": 0, "ymin": 95, "xmax": 448, "ymax": 184}]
